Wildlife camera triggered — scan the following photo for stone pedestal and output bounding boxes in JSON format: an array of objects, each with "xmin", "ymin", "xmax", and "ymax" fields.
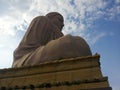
[{"xmin": 0, "ymin": 54, "xmax": 112, "ymax": 90}]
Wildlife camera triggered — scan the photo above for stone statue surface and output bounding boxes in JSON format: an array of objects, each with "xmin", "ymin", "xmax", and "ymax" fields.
[{"xmin": 12, "ymin": 12, "xmax": 92, "ymax": 68}]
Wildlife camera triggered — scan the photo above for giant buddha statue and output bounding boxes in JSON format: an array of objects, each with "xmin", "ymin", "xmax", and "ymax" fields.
[{"xmin": 12, "ymin": 12, "xmax": 92, "ymax": 67}]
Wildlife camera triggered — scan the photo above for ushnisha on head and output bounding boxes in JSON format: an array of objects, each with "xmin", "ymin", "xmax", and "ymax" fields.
[{"xmin": 46, "ymin": 12, "xmax": 64, "ymax": 30}]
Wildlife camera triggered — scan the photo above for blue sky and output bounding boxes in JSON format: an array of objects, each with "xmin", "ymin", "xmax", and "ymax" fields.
[{"xmin": 0, "ymin": 0, "xmax": 120, "ymax": 89}]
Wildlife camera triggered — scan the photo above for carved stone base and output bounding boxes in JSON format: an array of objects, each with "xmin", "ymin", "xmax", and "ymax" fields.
[{"xmin": 0, "ymin": 54, "xmax": 112, "ymax": 90}]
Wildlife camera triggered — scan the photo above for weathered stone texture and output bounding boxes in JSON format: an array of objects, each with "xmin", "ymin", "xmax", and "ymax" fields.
[{"xmin": 0, "ymin": 54, "xmax": 112, "ymax": 90}]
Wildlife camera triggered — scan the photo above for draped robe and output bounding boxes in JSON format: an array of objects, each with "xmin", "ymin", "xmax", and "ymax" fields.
[
  {"xmin": 12, "ymin": 14, "xmax": 92, "ymax": 68},
  {"xmin": 13, "ymin": 16, "xmax": 63, "ymax": 67}
]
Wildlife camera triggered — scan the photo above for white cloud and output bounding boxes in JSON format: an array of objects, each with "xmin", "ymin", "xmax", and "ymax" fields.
[
  {"xmin": 91, "ymin": 32, "xmax": 106, "ymax": 45},
  {"xmin": 0, "ymin": 18, "xmax": 15, "ymax": 36},
  {"xmin": 106, "ymin": 5, "xmax": 120, "ymax": 21},
  {"xmin": 0, "ymin": 44, "xmax": 4, "ymax": 48},
  {"xmin": 0, "ymin": 0, "xmax": 118, "ymax": 39},
  {"xmin": 115, "ymin": 0, "xmax": 120, "ymax": 3}
]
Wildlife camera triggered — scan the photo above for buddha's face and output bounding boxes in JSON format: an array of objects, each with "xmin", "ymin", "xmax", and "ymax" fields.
[
  {"xmin": 46, "ymin": 12, "xmax": 64, "ymax": 31},
  {"xmin": 51, "ymin": 14, "xmax": 64, "ymax": 30}
]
